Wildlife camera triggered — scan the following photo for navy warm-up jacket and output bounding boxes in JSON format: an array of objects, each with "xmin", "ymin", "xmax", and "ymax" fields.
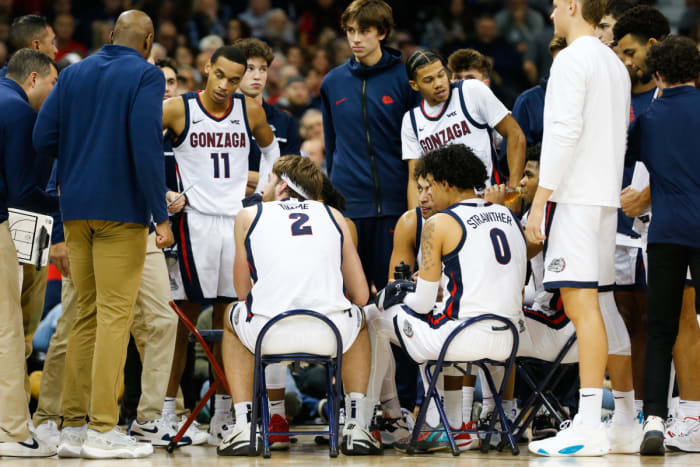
[
  {"xmin": 0, "ymin": 78, "xmax": 58, "ymax": 223},
  {"xmin": 321, "ymin": 47, "xmax": 420, "ymax": 219},
  {"xmin": 33, "ymin": 44, "xmax": 168, "ymax": 226}
]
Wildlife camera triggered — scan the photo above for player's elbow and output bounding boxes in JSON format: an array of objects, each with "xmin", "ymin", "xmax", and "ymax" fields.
[{"xmin": 349, "ymin": 285, "xmax": 370, "ymax": 307}]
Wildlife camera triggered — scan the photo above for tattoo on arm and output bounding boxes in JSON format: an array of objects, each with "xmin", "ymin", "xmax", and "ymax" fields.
[{"xmin": 420, "ymin": 220, "xmax": 436, "ymax": 272}]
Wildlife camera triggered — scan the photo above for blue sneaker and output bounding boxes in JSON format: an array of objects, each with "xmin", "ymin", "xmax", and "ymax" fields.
[{"xmin": 394, "ymin": 424, "xmax": 450, "ymax": 453}]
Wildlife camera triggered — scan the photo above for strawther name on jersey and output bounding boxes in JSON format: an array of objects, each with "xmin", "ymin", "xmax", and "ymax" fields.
[{"xmin": 466, "ymin": 210, "xmax": 514, "ymax": 229}]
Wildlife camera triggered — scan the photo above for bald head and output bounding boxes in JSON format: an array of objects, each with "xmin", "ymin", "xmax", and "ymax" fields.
[{"xmin": 112, "ymin": 10, "xmax": 154, "ymax": 59}]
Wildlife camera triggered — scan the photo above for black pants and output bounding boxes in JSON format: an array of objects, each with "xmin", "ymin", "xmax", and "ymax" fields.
[{"xmin": 643, "ymin": 243, "xmax": 700, "ymax": 418}]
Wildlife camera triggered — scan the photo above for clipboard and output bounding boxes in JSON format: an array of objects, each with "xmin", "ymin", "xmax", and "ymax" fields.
[{"xmin": 8, "ymin": 208, "xmax": 53, "ymax": 268}]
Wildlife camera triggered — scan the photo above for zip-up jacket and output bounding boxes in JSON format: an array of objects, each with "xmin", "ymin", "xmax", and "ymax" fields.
[{"xmin": 321, "ymin": 47, "xmax": 420, "ymax": 219}]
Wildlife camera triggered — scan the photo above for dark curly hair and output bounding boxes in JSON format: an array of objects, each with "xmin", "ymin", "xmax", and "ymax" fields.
[
  {"xmin": 447, "ymin": 48, "xmax": 492, "ymax": 78},
  {"xmin": 604, "ymin": 0, "xmax": 639, "ymax": 21},
  {"xmin": 646, "ymin": 35, "xmax": 700, "ymax": 85},
  {"xmin": 526, "ymin": 144, "xmax": 541, "ymax": 163},
  {"xmin": 613, "ymin": 5, "xmax": 669, "ymax": 43},
  {"xmin": 320, "ymin": 174, "xmax": 347, "ymax": 212},
  {"xmin": 420, "ymin": 144, "xmax": 486, "ymax": 191}
]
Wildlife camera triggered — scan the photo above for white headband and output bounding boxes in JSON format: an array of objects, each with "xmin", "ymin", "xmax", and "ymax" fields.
[{"xmin": 280, "ymin": 173, "xmax": 311, "ymax": 200}]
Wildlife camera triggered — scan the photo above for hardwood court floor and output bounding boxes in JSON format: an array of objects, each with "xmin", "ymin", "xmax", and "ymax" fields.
[{"xmin": 2, "ymin": 439, "xmax": 699, "ymax": 466}]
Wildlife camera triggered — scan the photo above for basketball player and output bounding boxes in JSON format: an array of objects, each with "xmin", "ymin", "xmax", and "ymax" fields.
[
  {"xmin": 525, "ymin": 0, "xmax": 631, "ymax": 457},
  {"xmin": 401, "ymin": 50, "xmax": 526, "ymax": 213},
  {"xmin": 162, "ymin": 45, "xmax": 279, "ymax": 445},
  {"xmin": 367, "ymin": 143, "xmax": 527, "ymax": 451},
  {"xmin": 218, "ymin": 155, "xmax": 380, "ymax": 456}
]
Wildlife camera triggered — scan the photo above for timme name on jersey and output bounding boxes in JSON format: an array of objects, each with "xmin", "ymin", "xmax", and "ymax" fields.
[
  {"xmin": 173, "ymin": 91, "xmax": 253, "ymax": 216},
  {"xmin": 401, "ymin": 80, "xmax": 510, "ymax": 185}
]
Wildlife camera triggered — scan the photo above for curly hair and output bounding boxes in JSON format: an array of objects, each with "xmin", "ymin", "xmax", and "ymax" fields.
[
  {"xmin": 604, "ymin": 0, "xmax": 639, "ymax": 20},
  {"xmin": 447, "ymin": 48, "xmax": 492, "ymax": 78},
  {"xmin": 613, "ymin": 5, "xmax": 669, "ymax": 43},
  {"xmin": 646, "ymin": 35, "xmax": 700, "ymax": 85},
  {"xmin": 526, "ymin": 144, "xmax": 541, "ymax": 163},
  {"xmin": 420, "ymin": 144, "xmax": 487, "ymax": 191},
  {"xmin": 233, "ymin": 38, "xmax": 275, "ymax": 66}
]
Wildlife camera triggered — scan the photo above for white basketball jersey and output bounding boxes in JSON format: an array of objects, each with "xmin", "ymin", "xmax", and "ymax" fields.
[
  {"xmin": 245, "ymin": 199, "xmax": 352, "ymax": 318},
  {"xmin": 173, "ymin": 91, "xmax": 252, "ymax": 216},
  {"xmin": 402, "ymin": 80, "xmax": 510, "ymax": 185},
  {"xmin": 439, "ymin": 199, "xmax": 526, "ymax": 320}
]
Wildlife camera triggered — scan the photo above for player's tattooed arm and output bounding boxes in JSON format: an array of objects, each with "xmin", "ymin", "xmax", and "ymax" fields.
[{"xmin": 418, "ymin": 217, "xmax": 442, "ymax": 282}]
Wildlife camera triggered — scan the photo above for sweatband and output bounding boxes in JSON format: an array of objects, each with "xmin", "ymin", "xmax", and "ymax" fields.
[{"xmin": 403, "ymin": 277, "xmax": 440, "ymax": 314}]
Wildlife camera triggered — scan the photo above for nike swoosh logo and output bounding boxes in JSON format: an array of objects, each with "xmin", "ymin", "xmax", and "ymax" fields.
[
  {"xmin": 336, "ymin": 98, "xmax": 347, "ymax": 105},
  {"xmin": 419, "ymin": 128, "xmax": 425, "ymax": 131},
  {"xmin": 193, "ymin": 119, "xmax": 203, "ymax": 124},
  {"xmin": 140, "ymin": 426, "xmax": 159, "ymax": 434},
  {"xmin": 581, "ymin": 394, "xmax": 594, "ymax": 397},
  {"xmin": 19, "ymin": 439, "xmax": 39, "ymax": 449}
]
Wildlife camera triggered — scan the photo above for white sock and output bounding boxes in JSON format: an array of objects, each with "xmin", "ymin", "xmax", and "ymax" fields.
[
  {"xmin": 381, "ymin": 396, "xmax": 402, "ymax": 420},
  {"xmin": 215, "ymin": 394, "xmax": 232, "ymax": 416},
  {"xmin": 162, "ymin": 397, "xmax": 176, "ymax": 420},
  {"xmin": 420, "ymin": 363, "xmax": 444, "ymax": 428},
  {"xmin": 269, "ymin": 399, "xmax": 285, "ymax": 418},
  {"xmin": 679, "ymin": 400, "xmax": 700, "ymax": 419},
  {"xmin": 445, "ymin": 389, "xmax": 462, "ymax": 429},
  {"xmin": 346, "ymin": 393, "xmax": 368, "ymax": 428},
  {"xmin": 612, "ymin": 390, "xmax": 635, "ymax": 424},
  {"xmin": 462, "ymin": 386, "xmax": 475, "ymax": 423},
  {"xmin": 578, "ymin": 388, "xmax": 603, "ymax": 427},
  {"xmin": 234, "ymin": 402, "xmax": 252, "ymax": 428}
]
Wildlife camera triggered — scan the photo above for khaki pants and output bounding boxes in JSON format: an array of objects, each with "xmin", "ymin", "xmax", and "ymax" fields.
[
  {"xmin": 131, "ymin": 233, "xmax": 177, "ymax": 422},
  {"xmin": 61, "ymin": 220, "xmax": 147, "ymax": 432},
  {"xmin": 32, "ymin": 275, "xmax": 78, "ymax": 427},
  {"xmin": 22, "ymin": 264, "xmax": 48, "ymax": 358},
  {"xmin": 0, "ymin": 221, "xmax": 30, "ymax": 441}
]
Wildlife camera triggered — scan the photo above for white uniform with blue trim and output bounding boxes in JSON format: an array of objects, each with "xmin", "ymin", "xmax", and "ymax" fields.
[
  {"xmin": 170, "ymin": 91, "xmax": 253, "ymax": 303},
  {"xmin": 401, "ymin": 80, "xmax": 510, "ymax": 185},
  {"xmin": 384, "ymin": 199, "xmax": 527, "ymax": 363},
  {"xmin": 229, "ymin": 199, "xmax": 362, "ymax": 356}
]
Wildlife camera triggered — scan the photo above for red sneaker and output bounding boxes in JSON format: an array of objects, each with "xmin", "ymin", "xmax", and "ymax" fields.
[
  {"xmin": 269, "ymin": 414, "xmax": 290, "ymax": 451},
  {"xmin": 454, "ymin": 421, "xmax": 480, "ymax": 451}
]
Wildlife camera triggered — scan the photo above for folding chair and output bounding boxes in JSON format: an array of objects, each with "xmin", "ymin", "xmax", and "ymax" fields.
[
  {"xmin": 250, "ymin": 310, "xmax": 344, "ymax": 458},
  {"xmin": 408, "ymin": 314, "xmax": 520, "ymax": 456},
  {"xmin": 505, "ymin": 334, "xmax": 577, "ymax": 446},
  {"xmin": 166, "ymin": 301, "xmax": 232, "ymax": 453}
]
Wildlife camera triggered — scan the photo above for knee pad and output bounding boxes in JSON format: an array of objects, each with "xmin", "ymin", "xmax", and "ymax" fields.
[{"xmin": 600, "ymin": 291, "xmax": 631, "ymax": 356}]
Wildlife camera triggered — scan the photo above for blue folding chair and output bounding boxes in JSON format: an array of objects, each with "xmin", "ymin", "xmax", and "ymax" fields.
[
  {"xmin": 250, "ymin": 310, "xmax": 344, "ymax": 458},
  {"xmin": 505, "ymin": 333, "xmax": 577, "ymax": 445},
  {"xmin": 408, "ymin": 314, "xmax": 520, "ymax": 456}
]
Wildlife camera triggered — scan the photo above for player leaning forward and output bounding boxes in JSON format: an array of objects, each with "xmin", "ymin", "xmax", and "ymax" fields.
[
  {"xmin": 218, "ymin": 155, "xmax": 381, "ymax": 456},
  {"xmin": 525, "ymin": 0, "xmax": 631, "ymax": 457}
]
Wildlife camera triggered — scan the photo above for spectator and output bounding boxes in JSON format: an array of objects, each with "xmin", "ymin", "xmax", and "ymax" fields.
[
  {"xmin": 199, "ymin": 34, "xmax": 224, "ymax": 52},
  {"xmin": 302, "ymin": 138, "xmax": 325, "ymax": 169},
  {"xmin": 495, "ymin": 0, "xmax": 545, "ymax": 55},
  {"xmin": 421, "ymin": 0, "xmax": 474, "ymax": 52},
  {"xmin": 187, "ymin": 0, "xmax": 226, "ymax": 49},
  {"xmin": 53, "ymin": 13, "xmax": 86, "ymax": 61},
  {"xmin": 285, "ymin": 44, "xmax": 305, "ymax": 69},
  {"xmin": 175, "ymin": 45, "xmax": 193, "ymax": 67},
  {"xmin": 155, "ymin": 20, "xmax": 177, "ymax": 55},
  {"xmin": 311, "ymin": 47, "xmax": 332, "ymax": 76},
  {"xmin": 238, "ymin": 0, "xmax": 270, "ymax": 39},
  {"xmin": 277, "ymin": 75, "xmax": 314, "ymax": 123},
  {"xmin": 297, "ymin": 0, "xmax": 344, "ymax": 45},
  {"xmin": 332, "ymin": 36, "xmax": 352, "ymax": 65},
  {"xmin": 149, "ymin": 42, "xmax": 167, "ymax": 62},
  {"xmin": 195, "ymin": 50, "xmax": 213, "ymax": 87},
  {"xmin": 263, "ymin": 8, "xmax": 295, "ymax": 49},
  {"xmin": 300, "ymin": 107, "xmax": 324, "ymax": 142},
  {"xmin": 177, "ymin": 64, "xmax": 197, "ymax": 93},
  {"xmin": 226, "ymin": 17, "xmax": 250, "ymax": 44},
  {"xmin": 305, "ymin": 68, "xmax": 323, "ymax": 106}
]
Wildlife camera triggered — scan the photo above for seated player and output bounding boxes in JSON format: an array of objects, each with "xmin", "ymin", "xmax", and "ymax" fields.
[
  {"xmin": 218, "ymin": 155, "xmax": 380, "ymax": 456},
  {"xmin": 366, "ymin": 144, "xmax": 527, "ymax": 451}
]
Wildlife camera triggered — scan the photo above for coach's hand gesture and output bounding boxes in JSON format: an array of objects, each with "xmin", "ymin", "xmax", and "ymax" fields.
[{"xmin": 155, "ymin": 221, "xmax": 174, "ymax": 248}]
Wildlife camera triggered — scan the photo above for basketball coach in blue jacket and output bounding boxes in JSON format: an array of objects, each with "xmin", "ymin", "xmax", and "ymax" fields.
[{"xmin": 33, "ymin": 10, "xmax": 173, "ymax": 458}]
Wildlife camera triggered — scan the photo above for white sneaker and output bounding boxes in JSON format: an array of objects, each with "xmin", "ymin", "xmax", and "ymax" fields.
[
  {"xmin": 208, "ymin": 411, "xmax": 234, "ymax": 446},
  {"xmin": 640, "ymin": 415, "xmax": 665, "ymax": 456},
  {"xmin": 163, "ymin": 414, "xmax": 209, "ymax": 446},
  {"xmin": 217, "ymin": 423, "xmax": 261, "ymax": 457},
  {"xmin": 57, "ymin": 424, "xmax": 87, "ymax": 458},
  {"xmin": 665, "ymin": 416, "xmax": 700, "ymax": 453},
  {"xmin": 32, "ymin": 420, "xmax": 61, "ymax": 449},
  {"xmin": 129, "ymin": 419, "xmax": 191, "ymax": 447},
  {"xmin": 529, "ymin": 416, "xmax": 610, "ymax": 456},
  {"xmin": 80, "ymin": 427, "xmax": 153, "ymax": 459},
  {"xmin": 0, "ymin": 435, "xmax": 56, "ymax": 458},
  {"xmin": 341, "ymin": 423, "xmax": 382, "ymax": 456},
  {"xmin": 606, "ymin": 417, "xmax": 642, "ymax": 453}
]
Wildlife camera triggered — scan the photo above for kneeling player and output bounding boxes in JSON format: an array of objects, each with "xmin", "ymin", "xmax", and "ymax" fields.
[
  {"xmin": 218, "ymin": 155, "xmax": 380, "ymax": 456},
  {"xmin": 366, "ymin": 144, "xmax": 527, "ymax": 448}
]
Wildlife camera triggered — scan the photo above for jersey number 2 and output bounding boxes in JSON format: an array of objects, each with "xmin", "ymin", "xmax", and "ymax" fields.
[
  {"xmin": 489, "ymin": 228, "xmax": 511, "ymax": 264},
  {"xmin": 289, "ymin": 213, "xmax": 313, "ymax": 236},
  {"xmin": 211, "ymin": 152, "xmax": 230, "ymax": 178}
]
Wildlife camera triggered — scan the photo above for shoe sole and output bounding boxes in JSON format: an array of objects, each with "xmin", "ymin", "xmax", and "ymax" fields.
[
  {"xmin": 340, "ymin": 436, "xmax": 383, "ymax": 456},
  {"xmin": 665, "ymin": 443, "xmax": 700, "ymax": 453},
  {"xmin": 640, "ymin": 432, "xmax": 665, "ymax": 456},
  {"xmin": 270, "ymin": 441, "xmax": 290, "ymax": 451},
  {"xmin": 528, "ymin": 444, "xmax": 608, "ymax": 457},
  {"xmin": 57, "ymin": 443, "xmax": 82, "ymax": 458},
  {"xmin": 80, "ymin": 445, "xmax": 152, "ymax": 459},
  {"xmin": 0, "ymin": 448, "xmax": 55, "ymax": 458},
  {"xmin": 217, "ymin": 440, "xmax": 261, "ymax": 456}
]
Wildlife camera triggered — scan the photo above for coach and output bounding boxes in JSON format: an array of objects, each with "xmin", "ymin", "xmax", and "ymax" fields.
[{"xmin": 33, "ymin": 10, "xmax": 173, "ymax": 457}]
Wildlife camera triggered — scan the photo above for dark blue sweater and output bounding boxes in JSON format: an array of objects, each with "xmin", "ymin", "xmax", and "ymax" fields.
[
  {"xmin": 627, "ymin": 86, "xmax": 700, "ymax": 248},
  {"xmin": 321, "ymin": 47, "xmax": 420, "ymax": 219},
  {"xmin": 248, "ymin": 100, "xmax": 302, "ymax": 171},
  {"xmin": 0, "ymin": 78, "xmax": 58, "ymax": 223},
  {"xmin": 33, "ymin": 44, "xmax": 168, "ymax": 225}
]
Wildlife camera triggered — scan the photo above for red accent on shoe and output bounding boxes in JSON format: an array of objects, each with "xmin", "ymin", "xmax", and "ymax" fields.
[{"xmin": 268, "ymin": 414, "xmax": 290, "ymax": 443}]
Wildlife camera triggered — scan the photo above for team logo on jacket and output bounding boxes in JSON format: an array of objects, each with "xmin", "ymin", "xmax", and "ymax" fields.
[
  {"xmin": 547, "ymin": 258, "xmax": 566, "ymax": 273},
  {"xmin": 402, "ymin": 320, "xmax": 414, "ymax": 338},
  {"xmin": 382, "ymin": 95, "xmax": 394, "ymax": 104}
]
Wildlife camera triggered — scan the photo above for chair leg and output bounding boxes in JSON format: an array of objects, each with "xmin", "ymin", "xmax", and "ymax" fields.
[
  {"xmin": 428, "ymin": 363, "xmax": 459, "ymax": 456},
  {"xmin": 482, "ymin": 361, "xmax": 519, "ymax": 456},
  {"xmin": 250, "ymin": 356, "xmax": 262, "ymax": 456},
  {"xmin": 409, "ymin": 362, "xmax": 439, "ymax": 455},
  {"xmin": 260, "ymin": 364, "xmax": 271, "ymax": 458},
  {"xmin": 326, "ymin": 361, "xmax": 339, "ymax": 457}
]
